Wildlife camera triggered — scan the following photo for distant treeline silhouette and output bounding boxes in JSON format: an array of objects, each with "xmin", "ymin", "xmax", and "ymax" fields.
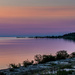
[
  {"xmin": 17, "ymin": 32, "xmax": 75, "ymax": 41},
  {"xmin": 62, "ymin": 32, "xmax": 75, "ymax": 41},
  {"xmin": 28, "ymin": 32, "xmax": 75, "ymax": 42},
  {"xmin": 32, "ymin": 32, "xmax": 75, "ymax": 39}
]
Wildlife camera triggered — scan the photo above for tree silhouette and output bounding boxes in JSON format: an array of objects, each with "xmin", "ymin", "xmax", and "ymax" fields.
[
  {"xmin": 34, "ymin": 54, "xmax": 43, "ymax": 63},
  {"xmin": 70, "ymin": 52, "xmax": 75, "ymax": 58},
  {"xmin": 56, "ymin": 50, "xmax": 69, "ymax": 60}
]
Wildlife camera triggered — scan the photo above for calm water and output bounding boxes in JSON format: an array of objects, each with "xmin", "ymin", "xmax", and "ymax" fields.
[{"xmin": 0, "ymin": 37, "xmax": 75, "ymax": 69}]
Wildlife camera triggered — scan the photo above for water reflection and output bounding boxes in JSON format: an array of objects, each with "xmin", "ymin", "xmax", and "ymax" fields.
[{"xmin": 0, "ymin": 37, "xmax": 75, "ymax": 69}]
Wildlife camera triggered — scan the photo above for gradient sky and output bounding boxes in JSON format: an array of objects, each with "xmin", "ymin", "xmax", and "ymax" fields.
[{"xmin": 0, "ymin": 0, "xmax": 75, "ymax": 36}]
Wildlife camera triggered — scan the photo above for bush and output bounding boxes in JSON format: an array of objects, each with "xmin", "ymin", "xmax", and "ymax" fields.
[
  {"xmin": 70, "ymin": 52, "xmax": 75, "ymax": 58},
  {"xmin": 34, "ymin": 54, "xmax": 43, "ymax": 64},
  {"xmin": 23, "ymin": 60, "xmax": 33, "ymax": 67},
  {"xmin": 34, "ymin": 54, "xmax": 55, "ymax": 64},
  {"xmin": 9, "ymin": 63, "xmax": 21, "ymax": 69},
  {"xmin": 42, "ymin": 55, "xmax": 56, "ymax": 63},
  {"xmin": 56, "ymin": 50, "xmax": 69, "ymax": 60}
]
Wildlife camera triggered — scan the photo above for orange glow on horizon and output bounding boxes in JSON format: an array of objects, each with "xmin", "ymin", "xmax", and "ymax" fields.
[{"xmin": 0, "ymin": 6, "xmax": 75, "ymax": 18}]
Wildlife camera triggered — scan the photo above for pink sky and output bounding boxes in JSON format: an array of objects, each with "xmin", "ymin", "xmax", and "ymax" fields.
[{"xmin": 0, "ymin": 6, "xmax": 75, "ymax": 36}]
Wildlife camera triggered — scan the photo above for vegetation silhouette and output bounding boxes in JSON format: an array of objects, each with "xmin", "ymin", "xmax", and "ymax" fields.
[
  {"xmin": 9, "ymin": 63, "xmax": 21, "ymax": 69},
  {"xmin": 34, "ymin": 50, "xmax": 75, "ymax": 64},
  {"xmin": 61, "ymin": 32, "xmax": 75, "ymax": 42},
  {"xmin": 28, "ymin": 32, "xmax": 75, "ymax": 42},
  {"xmin": 9, "ymin": 50, "xmax": 75, "ymax": 68},
  {"xmin": 16, "ymin": 32, "xmax": 75, "ymax": 42},
  {"xmin": 70, "ymin": 52, "xmax": 75, "ymax": 58},
  {"xmin": 23, "ymin": 60, "xmax": 34, "ymax": 67},
  {"xmin": 34, "ymin": 54, "xmax": 43, "ymax": 64},
  {"xmin": 56, "ymin": 50, "xmax": 69, "ymax": 60},
  {"xmin": 34, "ymin": 54, "xmax": 56, "ymax": 64},
  {"xmin": 8, "ymin": 50, "xmax": 75, "ymax": 75}
]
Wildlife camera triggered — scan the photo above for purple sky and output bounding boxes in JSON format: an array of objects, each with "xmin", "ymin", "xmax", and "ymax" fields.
[{"xmin": 0, "ymin": 1, "xmax": 75, "ymax": 36}]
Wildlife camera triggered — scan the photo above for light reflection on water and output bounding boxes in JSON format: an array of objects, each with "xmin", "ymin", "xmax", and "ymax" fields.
[{"xmin": 0, "ymin": 37, "xmax": 75, "ymax": 69}]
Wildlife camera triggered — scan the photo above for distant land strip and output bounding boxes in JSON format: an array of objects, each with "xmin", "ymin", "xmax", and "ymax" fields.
[{"xmin": 17, "ymin": 32, "xmax": 75, "ymax": 41}]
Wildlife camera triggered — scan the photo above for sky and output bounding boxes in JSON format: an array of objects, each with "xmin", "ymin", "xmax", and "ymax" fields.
[{"xmin": 0, "ymin": 0, "xmax": 75, "ymax": 37}]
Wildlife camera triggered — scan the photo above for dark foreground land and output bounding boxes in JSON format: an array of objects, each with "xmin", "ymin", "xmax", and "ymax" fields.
[
  {"xmin": 0, "ymin": 50, "xmax": 75, "ymax": 75},
  {"xmin": 0, "ymin": 58, "xmax": 75, "ymax": 75}
]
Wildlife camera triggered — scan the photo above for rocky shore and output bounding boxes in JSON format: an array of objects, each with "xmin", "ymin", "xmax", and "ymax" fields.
[{"xmin": 0, "ymin": 58, "xmax": 75, "ymax": 75}]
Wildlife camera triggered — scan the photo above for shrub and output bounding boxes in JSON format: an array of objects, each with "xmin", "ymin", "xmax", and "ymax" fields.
[
  {"xmin": 42, "ymin": 55, "xmax": 56, "ymax": 63},
  {"xmin": 56, "ymin": 50, "xmax": 69, "ymax": 60},
  {"xmin": 34, "ymin": 54, "xmax": 43, "ymax": 64},
  {"xmin": 70, "ymin": 52, "xmax": 75, "ymax": 58},
  {"xmin": 17, "ymin": 63, "xmax": 21, "ymax": 67},
  {"xmin": 9, "ymin": 63, "xmax": 21, "ymax": 69},
  {"xmin": 23, "ymin": 60, "xmax": 33, "ymax": 67},
  {"xmin": 34, "ymin": 54, "xmax": 55, "ymax": 64}
]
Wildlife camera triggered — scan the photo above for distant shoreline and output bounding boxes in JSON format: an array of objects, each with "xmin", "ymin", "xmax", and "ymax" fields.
[{"xmin": 16, "ymin": 32, "xmax": 75, "ymax": 41}]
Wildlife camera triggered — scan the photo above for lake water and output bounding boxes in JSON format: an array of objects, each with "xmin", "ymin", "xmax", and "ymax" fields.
[{"xmin": 0, "ymin": 37, "xmax": 75, "ymax": 69}]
